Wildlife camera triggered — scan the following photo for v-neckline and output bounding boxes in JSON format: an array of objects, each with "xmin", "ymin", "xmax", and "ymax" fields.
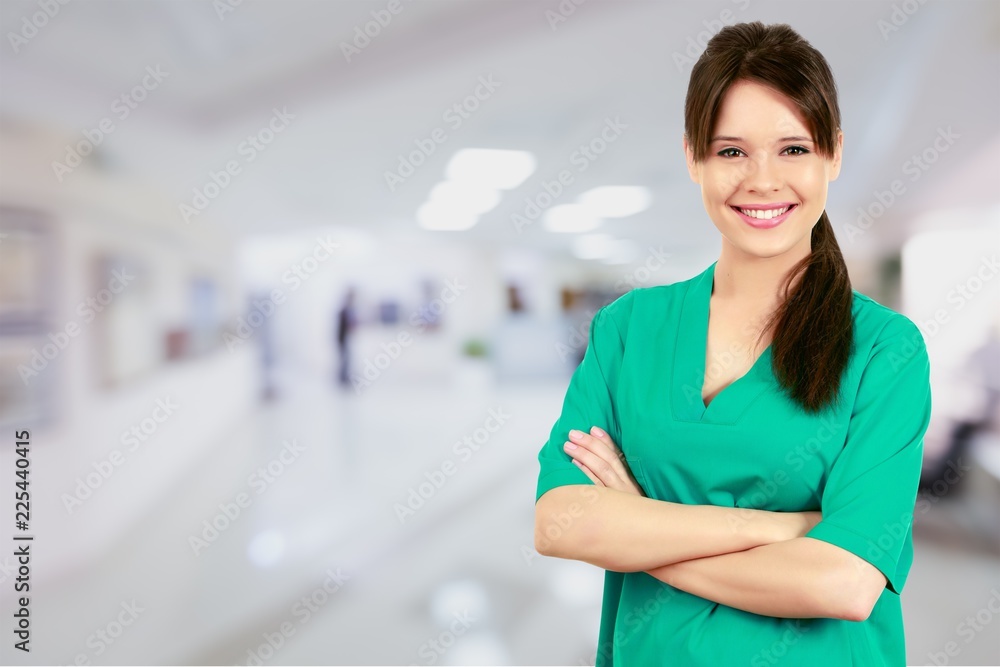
[{"xmin": 671, "ymin": 261, "xmax": 774, "ymax": 424}]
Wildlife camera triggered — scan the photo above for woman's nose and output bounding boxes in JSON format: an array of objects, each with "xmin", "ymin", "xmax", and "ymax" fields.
[{"xmin": 741, "ymin": 151, "xmax": 782, "ymax": 193}]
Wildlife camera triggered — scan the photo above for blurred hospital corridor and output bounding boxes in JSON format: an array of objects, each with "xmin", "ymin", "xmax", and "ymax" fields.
[{"xmin": 1, "ymin": 1, "xmax": 999, "ymax": 665}]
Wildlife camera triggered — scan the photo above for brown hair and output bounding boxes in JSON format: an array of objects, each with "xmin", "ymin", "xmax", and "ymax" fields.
[{"xmin": 685, "ymin": 21, "xmax": 853, "ymax": 414}]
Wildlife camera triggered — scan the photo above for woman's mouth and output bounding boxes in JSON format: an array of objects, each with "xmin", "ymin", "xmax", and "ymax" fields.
[{"xmin": 730, "ymin": 203, "xmax": 797, "ymax": 229}]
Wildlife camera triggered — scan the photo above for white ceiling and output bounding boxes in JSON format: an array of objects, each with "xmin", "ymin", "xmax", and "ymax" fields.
[{"xmin": 1, "ymin": 0, "xmax": 997, "ymax": 261}]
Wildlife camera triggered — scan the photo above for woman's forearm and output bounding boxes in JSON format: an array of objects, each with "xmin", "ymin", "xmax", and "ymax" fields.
[
  {"xmin": 645, "ymin": 537, "xmax": 868, "ymax": 620},
  {"xmin": 534, "ymin": 485, "xmax": 815, "ymax": 572}
]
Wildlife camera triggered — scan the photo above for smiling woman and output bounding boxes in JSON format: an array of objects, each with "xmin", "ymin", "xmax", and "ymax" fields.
[{"xmin": 534, "ymin": 20, "xmax": 932, "ymax": 667}]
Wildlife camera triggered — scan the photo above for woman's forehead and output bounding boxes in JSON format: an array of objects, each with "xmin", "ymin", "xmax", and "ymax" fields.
[{"xmin": 713, "ymin": 82, "xmax": 812, "ymax": 140}]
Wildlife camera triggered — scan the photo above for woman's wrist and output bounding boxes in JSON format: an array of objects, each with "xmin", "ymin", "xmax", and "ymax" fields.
[
  {"xmin": 776, "ymin": 510, "xmax": 822, "ymax": 541},
  {"xmin": 753, "ymin": 509, "xmax": 820, "ymax": 544}
]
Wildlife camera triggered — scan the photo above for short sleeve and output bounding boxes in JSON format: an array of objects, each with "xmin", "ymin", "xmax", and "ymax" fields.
[
  {"xmin": 535, "ymin": 304, "xmax": 625, "ymax": 503},
  {"xmin": 805, "ymin": 316, "xmax": 932, "ymax": 595}
]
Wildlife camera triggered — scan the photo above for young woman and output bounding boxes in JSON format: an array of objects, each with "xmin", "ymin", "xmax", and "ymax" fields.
[{"xmin": 534, "ymin": 21, "xmax": 932, "ymax": 667}]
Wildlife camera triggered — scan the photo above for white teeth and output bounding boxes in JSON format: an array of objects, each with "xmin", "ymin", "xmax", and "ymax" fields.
[{"xmin": 737, "ymin": 206, "xmax": 790, "ymax": 219}]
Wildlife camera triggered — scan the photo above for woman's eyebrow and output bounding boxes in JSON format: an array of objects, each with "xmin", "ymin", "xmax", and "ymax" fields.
[{"xmin": 710, "ymin": 135, "xmax": 815, "ymax": 143}]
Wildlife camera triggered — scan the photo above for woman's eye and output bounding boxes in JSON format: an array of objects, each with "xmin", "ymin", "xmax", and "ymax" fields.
[{"xmin": 716, "ymin": 145, "xmax": 809, "ymax": 158}]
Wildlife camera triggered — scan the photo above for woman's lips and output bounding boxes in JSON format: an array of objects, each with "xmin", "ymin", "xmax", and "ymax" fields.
[{"xmin": 730, "ymin": 204, "xmax": 797, "ymax": 229}]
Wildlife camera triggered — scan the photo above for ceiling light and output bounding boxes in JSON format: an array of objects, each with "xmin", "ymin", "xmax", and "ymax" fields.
[
  {"xmin": 428, "ymin": 180, "xmax": 501, "ymax": 215},
  {"xmin": 601, "ymin": 239, "xmax": 641, "ymax": 265},
  {"xmin": 572, "ymin": 233, "xmax": 614, "ymax": 260},
  {"xmin": 445, "ymin": 148, "xmax": 536, "ymax": 190},
  {"xmin": 543, "ymin": 204, "xmax": 601, "ymax": 233},
  {"xmin": 578, "ymin": 186, "xmax": 652, "ymax": 218},
  {"xmin": 417, "ymin": 201, "xmax": 478, "ymax": 231}
]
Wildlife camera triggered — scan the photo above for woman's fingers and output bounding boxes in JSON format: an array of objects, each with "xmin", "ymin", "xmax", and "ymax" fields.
[
  {"xmin": 579, "ymin": 427, "xmax": 630, "ymax": 477},
  {"xmin": 588, "ymin": 426, "xmax": 627, "ymax": 465},
  {"xmin": 564, "ymin": 427, "xmax": 631, "ymax": 488},
  {"xmin": 564, "ymin": 426, "xmax": 645, "ymax": 497},
  {"xmin": 571, "ymin": 459, "xmax": 603, "ymax": 486}
]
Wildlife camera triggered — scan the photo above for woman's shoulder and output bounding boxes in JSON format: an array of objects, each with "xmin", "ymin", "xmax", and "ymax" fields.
[
  {"xmin": 850, "ymin": 289, "xmax": 927, "ymax": 359},
  {"xmin": 597, "ymin": 273, "xmax": 699, "ymax": 337}
]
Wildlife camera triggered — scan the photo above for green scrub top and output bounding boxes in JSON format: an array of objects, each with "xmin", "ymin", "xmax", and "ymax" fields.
[{"xmin": 535, "ymin": 260, "xmax": 932, "ymax": 667}]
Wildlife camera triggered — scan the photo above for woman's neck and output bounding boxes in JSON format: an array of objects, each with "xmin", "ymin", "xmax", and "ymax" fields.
[{"xmin": 712, "ymin": 243, "xmax": 810, "ymax": 307}]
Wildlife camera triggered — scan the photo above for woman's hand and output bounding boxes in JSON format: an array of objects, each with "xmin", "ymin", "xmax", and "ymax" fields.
[
  {"xmin": 764, "ymin": 510, "xmax": 823, "ymax": 542},
  {"xmin": 796, "ymin": 510, "xmax": 823, "ymax": 536},
  {"xmin": 563, "ymin": 426, "xmax": 645, "ymax": 497}
]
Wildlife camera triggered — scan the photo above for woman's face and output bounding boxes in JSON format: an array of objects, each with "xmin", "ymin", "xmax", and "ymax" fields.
[{"xmin": 684, "ymin": 79, "xmax": 843, "ymax": 262}]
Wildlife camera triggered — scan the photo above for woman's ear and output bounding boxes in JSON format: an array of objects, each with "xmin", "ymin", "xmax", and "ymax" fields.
[
  {"xmin": 683, "ymin": 134, "xmax": 701, "ymax": 184},
  {"xmin": 829, "ymin": 129, "xmax": 844, "ymax": 182}
]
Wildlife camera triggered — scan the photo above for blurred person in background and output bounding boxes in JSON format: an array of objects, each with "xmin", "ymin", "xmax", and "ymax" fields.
[
  {"xmin": 922, "ymin": 319, "xmax": 1000, "ymax": 493},
  {"xmin": 966, "ymin": 320, "xmax": 1000, "ymax": 433},
  {"xmin": 255, "ymin": 289, "xmax": 278, "ymax": 401},
  {"xmin": 415, "ymin": 278, "xmax": 443, "ymax": 332},
  {"xmin": 336, "ymin": 285, "xmax": 358, "ymax": 388}
]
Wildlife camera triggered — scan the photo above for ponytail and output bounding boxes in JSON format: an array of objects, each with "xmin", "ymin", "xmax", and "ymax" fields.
[{"xmin": 757, "ymin": 211, "xmax": 853, "ymax": 414}]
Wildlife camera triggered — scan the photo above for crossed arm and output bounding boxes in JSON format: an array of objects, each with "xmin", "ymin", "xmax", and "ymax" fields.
[{"xmin": 534, "ymin": 427, "xmax": 886, "ymax": 621}]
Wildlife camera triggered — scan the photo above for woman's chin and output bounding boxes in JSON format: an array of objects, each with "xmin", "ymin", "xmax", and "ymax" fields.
[{"xmin": 724, "ymin": 234, "xmax": 803, "ymax": 261}]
